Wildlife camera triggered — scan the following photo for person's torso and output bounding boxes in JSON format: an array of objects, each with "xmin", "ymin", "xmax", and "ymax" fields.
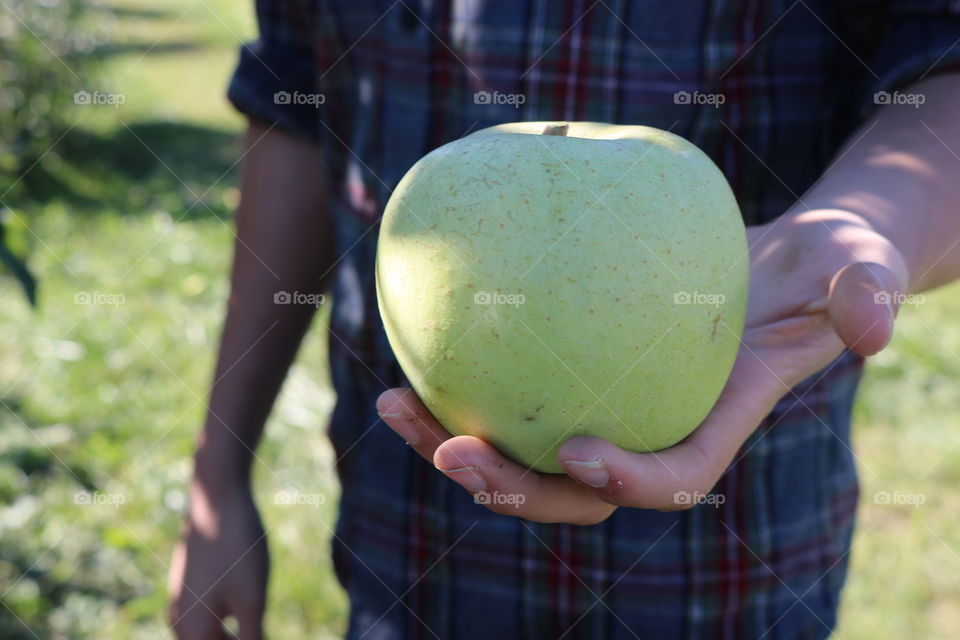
[{"xmin": 313, "ymin": 4, "xmax": 876, "ymax": 636}]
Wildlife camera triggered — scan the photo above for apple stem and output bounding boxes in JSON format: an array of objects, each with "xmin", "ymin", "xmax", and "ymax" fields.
[{"xmin": 542, "ymin": 122, "xmax": 569, "ymax": 137}]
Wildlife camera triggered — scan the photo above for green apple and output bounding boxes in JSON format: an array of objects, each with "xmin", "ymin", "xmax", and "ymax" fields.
[{"xmin": 376, "ymin": 121, "xmax": 748, "ymax": 473}]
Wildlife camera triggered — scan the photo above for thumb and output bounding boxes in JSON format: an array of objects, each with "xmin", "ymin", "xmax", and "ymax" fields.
[{"xmin": 827, "ymin": 261, "xmax": 903, "ymax": 356}]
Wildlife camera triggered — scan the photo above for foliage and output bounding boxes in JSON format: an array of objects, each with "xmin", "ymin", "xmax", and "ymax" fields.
[
  {"xmin": 0, "ymin": 0, "xmax": 111, "ymax": 186},
  {"xmin": 0, "ymin": 0, "xmax": 113, "ymax": 303}
]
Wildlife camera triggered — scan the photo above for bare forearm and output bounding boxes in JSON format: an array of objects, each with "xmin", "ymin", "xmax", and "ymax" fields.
[
  {"xmin": 195, "ymin": 120, "xmax": 333, "ymax": 489},
  {"xmin": 793, "ymin": 73, "xmax": 960, "ymax": 293}
]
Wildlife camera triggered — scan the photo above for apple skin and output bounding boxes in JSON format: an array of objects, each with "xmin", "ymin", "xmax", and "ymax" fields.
[{"xmin": 376, "ymin": 122, "xmax": 749, "ymax": 473}]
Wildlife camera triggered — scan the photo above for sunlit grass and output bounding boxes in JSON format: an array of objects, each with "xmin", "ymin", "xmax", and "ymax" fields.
[{"xmin": 837, "ymin": 281, "xmax": 960, "ymax": 640}]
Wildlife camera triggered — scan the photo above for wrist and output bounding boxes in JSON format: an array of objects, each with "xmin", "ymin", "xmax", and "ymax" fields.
[
  {"xmin": 191, "ymin": 424, "xmax": 254, "ymax": 497},
  {"xmin": 186, "ymin": 472, "xmax": 255, "ymax": 538}
]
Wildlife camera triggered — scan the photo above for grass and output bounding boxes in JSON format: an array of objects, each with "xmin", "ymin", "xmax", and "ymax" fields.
[
  {"xmin": 1, "ymin": 0, "xmax": 959, "ymax": 637},
  {"xmin": 0, "ymin": 1, "xmax": 345, "ymax": 637},
  {"xmin": 837, "ymin": 287, "xmax": 960, "ymax": 640}
]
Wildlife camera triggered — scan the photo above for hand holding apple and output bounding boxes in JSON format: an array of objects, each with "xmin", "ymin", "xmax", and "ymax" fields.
[
  {"xmin": 377, "ymin": 209, "xmax": 907, "ymax": 523},
  {"xmin": 377, "ymin": 123, "xmax": 750, "ymax": 472}
]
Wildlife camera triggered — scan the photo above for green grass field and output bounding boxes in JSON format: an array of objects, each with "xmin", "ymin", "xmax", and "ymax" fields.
[{"xmin": 1, "ymin": 1, "xmax": 959, "ymax": 637}]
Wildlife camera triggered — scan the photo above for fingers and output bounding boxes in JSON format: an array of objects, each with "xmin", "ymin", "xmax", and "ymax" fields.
[
  {"xmin": 434, "ymin": 436, "xmax": 616, "ymax": 525},
  {"xmin": 557, "ymin": 434, "xmax": 731, "ymax": 511},
  {"xmin": 168, "ymin": 544, "xmax": 228, "ymax": 640},
  {"xmin": 828, "ymin": 261, "xmax": 902, "ymax": 356},
  {"xmin": 378, "ymin": 380, "xmax": 767, "ymax": 517},
  {"xmin": 378, "ymin": 388, "xmax": 615, "ymax": 524},
  {"xmin": 168, "ymin": 586, "xmax": 262, "ymax": 640},
  {"xmin": 376, "ymin": 388, "xmax": 454, "ymax": 462},
  {"xmin": 557, "ymin": 347, "xmax": 787, "ymax": 511}
]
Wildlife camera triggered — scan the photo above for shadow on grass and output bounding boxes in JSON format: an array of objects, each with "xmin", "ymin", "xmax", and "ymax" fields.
[
  {"xmin": 89, "ymin": 40, "xmax": 208, "ymax": 58},
  {"xmin": 96, "ymin": 5, "xmax": 181, "ymax": 20},
  {"xmin": 0, "ymin": 396, "xmax": 97, "ymax": 491},
  {"xmin": 21, "ymin": 121, "xmax": 242, "ymax": 221},
  {"xmin": 0, "ymin": 397, "xmax": 106, "ymax": 639}
]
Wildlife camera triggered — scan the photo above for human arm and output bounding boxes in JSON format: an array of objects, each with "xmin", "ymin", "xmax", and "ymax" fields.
[
  {"xmin": 796, "ymin": 73, "xmax": 960, "ymax": 293},
  {"xmin": 167, "ymin": 120, "xmax": 332, "ymax": 639},
  {"xmin": 378, "ymin": 73, "xmax": 960, "ymax": 524}
]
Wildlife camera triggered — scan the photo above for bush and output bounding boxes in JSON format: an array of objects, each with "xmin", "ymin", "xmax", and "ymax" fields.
[
  {"xmin": 0, "ymin": 0, "xmax": 112, "ymax": 303},
  {"xmin": 0, "ymin": 0, "xmax": 111, "ymax": 186}
]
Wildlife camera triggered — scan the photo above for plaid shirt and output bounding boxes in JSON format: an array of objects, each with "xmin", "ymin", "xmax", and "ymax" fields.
[{"xmin": 229, "ymin": 2, "xmax": 960, "ymax": 638}]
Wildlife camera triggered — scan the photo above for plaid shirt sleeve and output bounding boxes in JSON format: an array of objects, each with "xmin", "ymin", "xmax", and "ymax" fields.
[
  {"xmin": 860, "ymin": 0, "xmax": 960, "ymax": 116},
  {"xmin": 227, "ymin": 0, "xmax": 320, "ymax": 141}
]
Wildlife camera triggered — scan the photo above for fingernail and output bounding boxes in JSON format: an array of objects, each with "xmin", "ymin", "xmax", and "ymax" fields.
[
  {"xmin": 379, "ymin": 412, "xmax": 421, "ymax": 446},
  {"xmin": 561, "ymin": 459, "xmax": 610, "ymax": 488},
  {"xmin": 441, "ymin": 466, "xmax": 487, "ymax": 493}
]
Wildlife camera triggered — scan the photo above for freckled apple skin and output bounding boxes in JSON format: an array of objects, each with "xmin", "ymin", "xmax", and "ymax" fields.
[{"xmin": 376, "ymin": 122, "xmax": 748, "ymax": 473}]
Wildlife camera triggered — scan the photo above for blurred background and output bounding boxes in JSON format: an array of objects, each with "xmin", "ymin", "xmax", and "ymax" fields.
[{"xmin": 1, "ymin": 0, "xmax": 959, "ymax": 638}]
